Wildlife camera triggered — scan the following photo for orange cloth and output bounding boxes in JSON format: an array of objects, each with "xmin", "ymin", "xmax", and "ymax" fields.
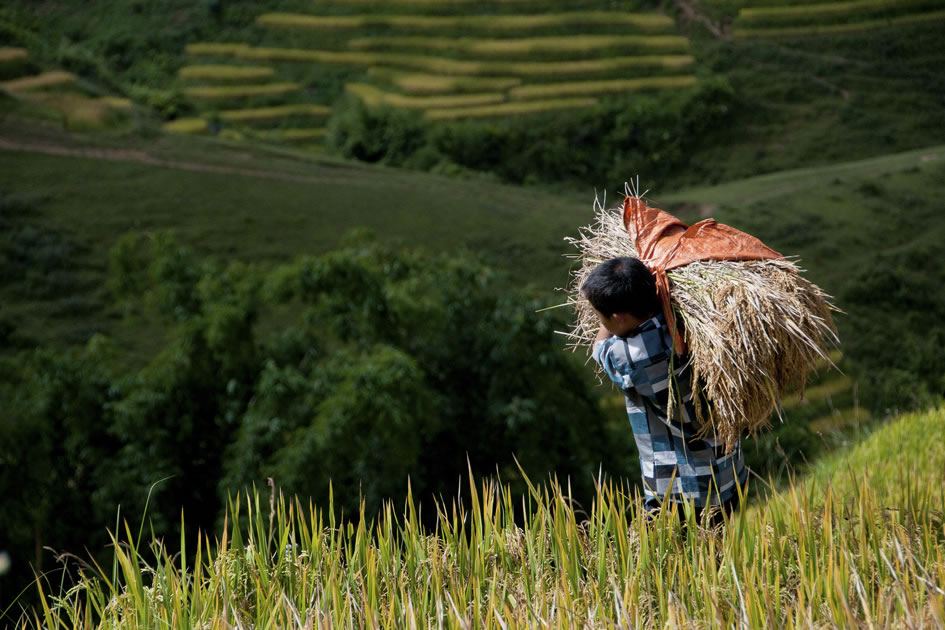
[{"xmin": 622, "ymin": 196, "xmax": 782, "ymax": 355}]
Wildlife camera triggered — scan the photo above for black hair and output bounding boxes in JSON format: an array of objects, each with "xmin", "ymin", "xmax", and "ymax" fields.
[{"xmin": 580, "ymin": 257, "xmax": 659, "ymax": 319}]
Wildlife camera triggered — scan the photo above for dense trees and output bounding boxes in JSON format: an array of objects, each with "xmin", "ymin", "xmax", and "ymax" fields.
[
  {"xmin": 0, "ymin": 232, "xmax": 628, "ymax": 602},
  {"xmin": 327, "ymin": 79, "xmax": 738, "ymax": 189}
]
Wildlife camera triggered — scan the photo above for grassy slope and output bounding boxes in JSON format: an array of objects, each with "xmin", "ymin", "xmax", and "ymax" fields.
[
  {"xmin": 0, "ymin": 117, "xmax": 592, "ymax": 355},
  {"xmin": 802, "ymin": 405, "xmax": 945, "ymax": 504}
]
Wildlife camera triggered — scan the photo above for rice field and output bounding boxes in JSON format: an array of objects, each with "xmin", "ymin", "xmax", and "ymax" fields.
[
  {"xmin": 347, "ymin": 34, "xmax": 690, "ymax": 55},
  {"xmin": 425, "ymin": 97, "xmax": 598, "ymax": 120},
  {"xmin": 200, "ymin": 44, "xmax": 695, "ymax": 77},
  {"xmin": 179, "ymin": 5, "xmax": 694, "ymax": 140},
  {"xmin": 736, "ymin": 8, "xmax": 945, "ymax": 38},
  {"xmin": 20, "ymin": 406, "xmax": 945, "ymax": 629},
  {"xmin": 0, "ymin": 46, "xmax": 29, "ymax": 62},
  {"xmin": 508, "ymin": 75, "xmax": 698, "ymax": 100},
  {"xmin": 178, "ymin": 65, "xmax": 276, "ymax": 82},
  {"xmin": 346, "ymin": 82, "xmax": 505, "ymax": 109},
  {"xmin": 256, "ymin": 11, "xmax": 676, "ymax": 31},
  {"xmin": 0, "ymin": 70, "xmax": 76, "ymax": 92},
  {"xmin": 182, "ymin": 82, "xmax": 301, "ymax": 100},
  {"xmin": 367, "ymin": 69, "xmax": 522, "ymax": 95}
]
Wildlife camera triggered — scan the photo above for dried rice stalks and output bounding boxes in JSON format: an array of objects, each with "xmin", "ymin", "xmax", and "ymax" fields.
[{"xmin": 562, "ymin": 195, "xmax": 839, "ymax": 450}]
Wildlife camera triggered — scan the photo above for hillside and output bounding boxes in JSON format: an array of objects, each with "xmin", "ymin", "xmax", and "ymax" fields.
[
  {"xmin": 19, "ymin": 406, "xmax": 945, "ymax": 628},
  {"xmin": 2, "ymin": 0, "xmax": 944, "ymax": 620},
  {"xmin": 1, "ymin": 0, "xmax": 943, "ymax": 188}
]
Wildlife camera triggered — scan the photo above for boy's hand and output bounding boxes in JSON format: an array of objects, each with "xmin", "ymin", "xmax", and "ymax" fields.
[{"xmin": 595, "ymin": 325, "xmax": 614, "ymax": 344}]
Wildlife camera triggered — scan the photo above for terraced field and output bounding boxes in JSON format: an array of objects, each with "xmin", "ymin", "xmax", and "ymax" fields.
[
  {"xmin": 734, "ymin": 0, "xmax": 945, "ymax": 38},
  {"xmin": 0, "ymin": 47, "xmax": 132, "ymax": 127},
  {"xmin": 169, "ymin": 2, "xmax": 699, "ymax": 137}
]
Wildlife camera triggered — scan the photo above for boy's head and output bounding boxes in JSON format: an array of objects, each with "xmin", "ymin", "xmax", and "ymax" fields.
[{"xmin": 581, "ymin": 257, "xmax": 659, "ymax": 336}]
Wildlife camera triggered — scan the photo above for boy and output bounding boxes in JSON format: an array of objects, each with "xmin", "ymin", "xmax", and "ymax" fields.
[{"xmin": 582, "ymin": 257, "xmax": 746, "ymax": 525}]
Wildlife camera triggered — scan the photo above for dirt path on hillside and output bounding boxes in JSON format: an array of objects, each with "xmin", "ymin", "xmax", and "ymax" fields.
[{"xmin": 0, "ymin": 137, "xmax": 352, "ymax": 185}]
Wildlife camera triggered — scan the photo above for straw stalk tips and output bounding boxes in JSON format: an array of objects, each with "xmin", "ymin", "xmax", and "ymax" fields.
[{"xmin": 562, "ymin": 194, "xmax": 839, "ymax": 449}]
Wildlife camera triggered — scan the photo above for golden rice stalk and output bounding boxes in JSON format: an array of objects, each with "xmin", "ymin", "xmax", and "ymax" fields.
[{"xmin": 563, "ymin": 196, "xmax": 839, "ymax": 450}]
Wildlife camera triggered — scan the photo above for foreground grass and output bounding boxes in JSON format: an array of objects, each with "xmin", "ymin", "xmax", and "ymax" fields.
[{"xmin": 21, "ymin": 407, "xmax": 945, "ymax": 628}]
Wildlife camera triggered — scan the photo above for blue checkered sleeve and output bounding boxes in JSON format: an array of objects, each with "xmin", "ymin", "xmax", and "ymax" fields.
[{"xmin": 592, "ymin": 314, "xmax": 746, "ymax": 508}]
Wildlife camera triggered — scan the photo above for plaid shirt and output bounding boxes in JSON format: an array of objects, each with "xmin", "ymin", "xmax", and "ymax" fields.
[{"xmin": 593, "ymin": 313, "xmax": 746, "ymax": 507}]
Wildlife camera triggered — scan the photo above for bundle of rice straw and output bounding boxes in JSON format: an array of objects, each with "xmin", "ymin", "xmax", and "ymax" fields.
[{"xmin": 562, "ymin": 188, "xmax": 839, "ymax": 451}]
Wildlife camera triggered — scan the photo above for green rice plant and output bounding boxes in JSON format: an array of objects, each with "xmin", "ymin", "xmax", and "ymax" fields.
[
  {"xmin": 177, "ymin": 65, "xmax": 275, "ymax": 82},
  {"xmin": 739, "ymin": 0, "xmax": 931, "ymax": 21},
  {"xmin": 16, "ymin": 406, "xmax": 945, "ymax": 629},
  {"xmin": 736, "ymin": 7, "xmax": 945, "ymax": 37},
  {"xmin": 218, "ymin": 103, "xmax": 332, "ymax": 123},
  {"xmin": 182, "ymin": 82, "xmax": 300, "ymax": 99},
  {"xmin": 367, "ymin": 68, "xmax": 522, "ymax": 94},
  {"xmin": 257, "ymin": 11, "xmax": 676, "ymax": 31},
  {"xmin": 508, "ymin": 75, "xmax": 698, "ymax": 99},
  {"xmin": 346, "ymin": 82, "xmax": 505, "ymax": 109},
  {"xmin": 185, "ymin": 42, "xmax": 251, "ymax": 57},
  {"xmin": 349, "ymin": 34, "xmax": 690, "ymax": 55},
  {"xmin": 0, "ymin": 46, "xmax": 28, "ymax": 62},
  {"xmin": 162, "ymin": 117, "xmax": 208, "ymax": 134},
  {"xmin": 425, "ymin": 97, "xmax": 598, "ymax": 120},
  {"xmin": 0, "ymin": 70, "xmax": 75, "ymax": 92}
]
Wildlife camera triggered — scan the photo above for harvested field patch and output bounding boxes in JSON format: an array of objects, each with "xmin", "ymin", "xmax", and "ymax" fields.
[
  {"xmin": 17, "ymin": 91, "xmax": 126, "ymax": 127},
  {"xmin": 346, "ymin": 82, "xmax": 505, "ymax": 109},
  {"xmin": 183, "ymin": 82, "xmax": 300, "ymax": 99},
  {"xmin": 257, "ymin": 12, "xmax": 675, "ymax": 31},
  {"xmin": 349, "ymin": 34, "xmax": 690, "ymax": 55},
  {"xmin": 425, "ymin": 97, "xmax": 597, "ymax": 120},
  {"xmin": 178, "ymin": 65, "xmax": 276, "ymax": 82},
  {"xmin": 1, "ymin": 70, "xmax": 76, "ymax": 92},
  {"xmin": 367, "ymin": 69, "xmax": 521, "ymax": 94},
  {"xmin": 736, "ymin": 8, "xmax": 945, "ymax": 37},
  {"xmin": 509, "ymin": 75, "xmax": 698, "ymax": 99}
]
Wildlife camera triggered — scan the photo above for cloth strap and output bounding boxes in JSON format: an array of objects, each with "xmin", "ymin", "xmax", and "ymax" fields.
[{"xmin": 622, "ymin": 196, "xmax": 783, "ymax": 355}]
